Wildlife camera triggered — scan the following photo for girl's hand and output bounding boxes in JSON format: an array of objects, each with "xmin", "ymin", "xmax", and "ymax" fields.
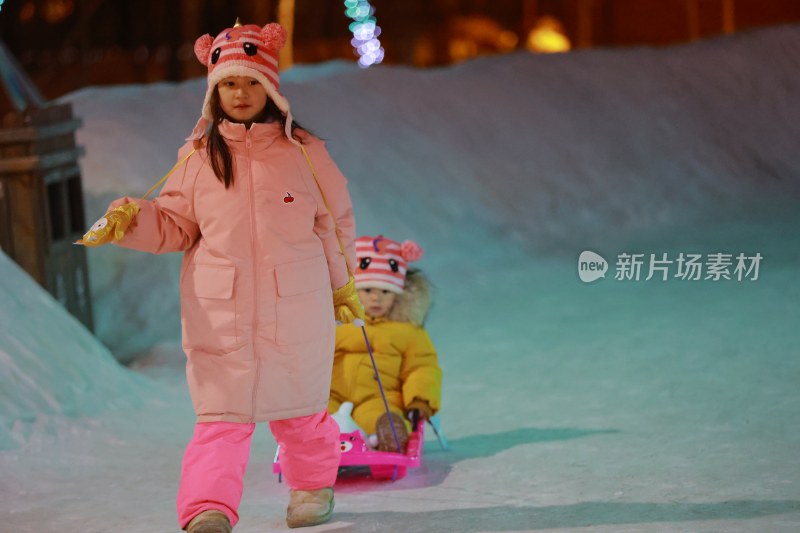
[
  {"xmin": 76, "ymin": 201, "xmax": 141, "ymax": 247},
  {"xmin": 333, "ymin": 276, "xmax": 366, "ymax": 324},
  {"xmin": 406, "ymin": 399, "xmax": 434, "ymax": 421}
]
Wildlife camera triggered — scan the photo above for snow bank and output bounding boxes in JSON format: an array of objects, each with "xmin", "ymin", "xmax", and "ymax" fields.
[
  {"xmin": 283, "ymin": 25, "xmax": 800, "ymax": 253},
  {"xmin": 0, "ymin": 251, "xmax": 152, "ymax": 449},
  {"xmin": 63, "ymin": 25, "xmax": 800, "ymax": 360}
]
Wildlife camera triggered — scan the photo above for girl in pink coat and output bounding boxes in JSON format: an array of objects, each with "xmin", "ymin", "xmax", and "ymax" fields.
[{"xmin": 107, "ymin": 21, "xmax": 356, "ymax": 532}]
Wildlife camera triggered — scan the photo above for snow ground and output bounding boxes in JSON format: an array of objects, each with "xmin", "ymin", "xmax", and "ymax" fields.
[{"xmin": 2, "ymin": 26, "xmax": 800, "ymax": 532}]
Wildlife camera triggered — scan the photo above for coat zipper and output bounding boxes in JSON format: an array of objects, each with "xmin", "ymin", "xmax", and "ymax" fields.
[{"xmin": 246, "ymin": 129, "xmax": 261, "ymax": 422}]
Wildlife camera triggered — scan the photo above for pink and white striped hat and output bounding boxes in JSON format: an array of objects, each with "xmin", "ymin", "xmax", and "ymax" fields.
[
  {"xmin": 194, "ymin": 21, "xmax": 295, "ymax": 139},
  {"xmin": 355, "ymin": 235, "xmax": 424, "ymax": 294}
]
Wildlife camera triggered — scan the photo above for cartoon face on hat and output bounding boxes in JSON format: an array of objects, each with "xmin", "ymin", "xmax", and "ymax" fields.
[
  {"xmin": 355, "ymin": 235, "xmax": 424, "ymax": 293},
  {"xmin": 194, "ymin": 21, "xmax": 294, "ymax": 137}
]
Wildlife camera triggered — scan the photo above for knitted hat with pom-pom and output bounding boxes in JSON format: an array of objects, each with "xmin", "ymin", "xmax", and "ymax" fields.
[
  {"xmin": 355, "ymin": 235, "xmax": 424, "ymax": 294},
  {"xmin": 194, "ymin": 20, "xmax": 295, "ymax": 140}
]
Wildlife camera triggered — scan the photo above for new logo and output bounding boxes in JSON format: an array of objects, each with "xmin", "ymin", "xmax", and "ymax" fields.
[{"xmin": 578, "ymin": 251, "xmax": 608, "ymax": 283}]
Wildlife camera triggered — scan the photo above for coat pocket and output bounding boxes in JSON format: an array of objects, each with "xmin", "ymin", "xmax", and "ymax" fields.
[
  {"xmin": 275, "ymin": 255, "xmax": 333, "ymax": 345},
  {"xmin": 181, "ymin": 264, "xmax": 239, "ymax": 353}
]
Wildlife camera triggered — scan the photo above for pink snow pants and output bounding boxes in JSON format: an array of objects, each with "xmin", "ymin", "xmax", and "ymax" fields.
[{"xmin": 176, "ymin": 410, "xmax": 340, "ymax": 529}]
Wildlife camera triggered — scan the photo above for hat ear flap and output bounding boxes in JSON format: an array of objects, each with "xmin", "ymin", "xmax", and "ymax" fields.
[
  {"xmin": 194, "ymin": 34, "xmax": 214, "ymax": 66},
  {"xmin": 400, "ymin": 241, "xmax": 424, "ymax": 262},
  {"xmin": 261, "ymin": 23, "xmax": 288, "ymax": 51}
]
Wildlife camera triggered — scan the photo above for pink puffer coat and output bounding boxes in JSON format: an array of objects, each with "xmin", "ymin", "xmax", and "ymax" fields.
[{"xmin": 113, "ymin": 119, "xmax": 356, "ymax": 423}]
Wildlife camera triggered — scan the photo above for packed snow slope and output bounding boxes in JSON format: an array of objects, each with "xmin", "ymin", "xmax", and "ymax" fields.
[
  {"xmin": 0, "ymin": 251, "xmax": 151, "ymax": 449},
  {"xmin": 65, "ymin": 25, "xmax": 800, "ymax": 360},
  {"xmin": 0, "ymin": 25, "xmax": 798, "ymax": 533}
]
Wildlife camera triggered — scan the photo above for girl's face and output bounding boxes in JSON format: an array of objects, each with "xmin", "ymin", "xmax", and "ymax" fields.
[
  {"xmin": 217, "ymin": 76, "xmax": 268, "ymax": 124},
  {"xmin": 358, "ymin": 288, "xmax": 397, "ymax": 319}
]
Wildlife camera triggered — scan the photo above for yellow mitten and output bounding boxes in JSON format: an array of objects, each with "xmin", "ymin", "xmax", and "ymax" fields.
[
  {"xmin": 406, "ymin": 399, "xmax": 434, "ymax": 421},
  {"xmin": 332, "ymin": 276, "xmax": 365, "ymax": 324},
  {"xmin": 75, "ymin": 202, "xmax": 141, "ymax": 247}
]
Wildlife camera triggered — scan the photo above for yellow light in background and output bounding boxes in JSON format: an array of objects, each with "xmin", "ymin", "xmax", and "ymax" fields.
[
  {"xmin": 42, "ymin": 0, "xmax": 74, "ymax": 23},
  {"xmin": 413, "ymin": 36, "xmax": 435, "ymax": 67},
  {"xmin": 19, "ymin": 1, "xmax": 36, "ymax": 22},
  {"xmin": 527, "ymin": 16, "xmax": 571, "ymax": 53},
  {"xmin": 448, "ymin": 38, "xmax": 478, "ymax": 63},
  {"xmin": 498, "ymin": 30, "xmax": 519, "ymax": 52},
  {"xmin": 446, "ymin": 16, "xmax": 521, "ymax": 63}
]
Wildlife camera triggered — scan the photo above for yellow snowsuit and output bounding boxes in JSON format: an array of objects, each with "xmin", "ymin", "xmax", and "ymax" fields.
[{"xmin": 328, "ymin": 270, "xmax": 441, "ymax": 434}]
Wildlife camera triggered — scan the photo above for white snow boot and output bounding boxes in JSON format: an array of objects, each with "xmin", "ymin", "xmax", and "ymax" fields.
[
  {"xmin": 286, "ymin": 487, "xmax": 334, "ymax": 528},
  {"xmin": 185, "ymin": 510, "xmax": 232, "ymax": 533}
]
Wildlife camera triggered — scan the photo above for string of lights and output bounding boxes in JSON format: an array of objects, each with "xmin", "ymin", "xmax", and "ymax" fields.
[{"xmin": 343, "ymin": 0, "xmax": 384, "ymax": 68}]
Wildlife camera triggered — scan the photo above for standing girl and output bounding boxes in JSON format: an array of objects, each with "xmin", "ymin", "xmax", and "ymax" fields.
[{"xmin": 106, "ymin": 21, "xmax": 357, "ymax": 531}]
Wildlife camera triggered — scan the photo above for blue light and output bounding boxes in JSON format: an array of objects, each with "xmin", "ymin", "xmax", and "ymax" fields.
[{"xmin": 343, "ymin": 0, "xmax": 384, "ymax": 68}]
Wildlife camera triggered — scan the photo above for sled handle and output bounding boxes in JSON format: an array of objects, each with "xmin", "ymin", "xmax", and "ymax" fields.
[{"xmin": 359, "ymin": 324, "xmax": 404, "ymax": 454}]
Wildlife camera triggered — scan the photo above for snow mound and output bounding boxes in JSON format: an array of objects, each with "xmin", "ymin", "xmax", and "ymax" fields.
[
  {"xmin": 62, "ymin": 25, "xmax": 800, "ymax": 360},
  {"xmin": 0, "ymin": 251, "xmax": 152, "ymax": 449}
]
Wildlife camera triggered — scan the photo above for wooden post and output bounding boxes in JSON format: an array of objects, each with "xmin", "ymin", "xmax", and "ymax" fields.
[
  {"xmin": 523, "ymin": 0, "xmax": 538, "ymax": 33},
  {"xmin": 250, "ymin": 0, "xmax": 274, "ymax": 24},
  {"xmin": 686, "ymin": 0, "xmax": 700, "ymax": 41},
  {"xmin": 165, "ymin": 1, "xmax": 182, "ymax": 81},
  {"xmin": 277, "ymin": 0, "xmax": 295, "ymax": 70},
  {"xmin": 722, "ymin": 0, "xmax": 735, "ymax": 34},
  {"xmin": 181, "ymin": 0, "xmax": 203, "ymax": 78},
  {"xmin": 0, "ymin": 41, "xmax": 94, "ymax": 331},
  {"xmin": 0, "ymin": 179, "xmax": 11, "ymax": 255},
  {"xmin": 577, "ymin": 0, "xmax": 595, "ymax": 49}
]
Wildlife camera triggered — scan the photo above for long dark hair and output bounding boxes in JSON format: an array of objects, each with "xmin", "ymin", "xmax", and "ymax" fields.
[{"xmin": 206, "ymin": 87, "xmax": 308, "ymax": 189}]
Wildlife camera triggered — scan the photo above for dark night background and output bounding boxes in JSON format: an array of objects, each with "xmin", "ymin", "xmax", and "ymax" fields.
[{"xmin": 1, "ymin": 0, "xmax": 799, "ymax": 106}]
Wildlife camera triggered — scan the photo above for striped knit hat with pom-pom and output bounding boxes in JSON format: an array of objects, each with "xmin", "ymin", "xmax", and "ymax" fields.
[
  {"xmin": 194, "ymin": 20, "xmax": 295, "ymax": 140},
  {"xmin": 355, "ymin": 235, "xmax": 424, "ymax": 294}
]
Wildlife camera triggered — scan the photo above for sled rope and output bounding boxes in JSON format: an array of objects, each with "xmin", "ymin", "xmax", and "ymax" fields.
[
  {"xmin": 299, "ymin": 144, "xmax": 354, "ymax": 277},
  {"xmin": 141, "ymin": 148, "xmax": 197, "ymax": 200},
  {"xmin": 301, "ymin": 144, "xmax": 404, "ymax": 459}
]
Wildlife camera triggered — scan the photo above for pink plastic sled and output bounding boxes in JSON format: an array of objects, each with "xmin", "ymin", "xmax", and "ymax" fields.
[{"xmin": 273, "ymin": 420, "xmax": 425, "ymax": 482}]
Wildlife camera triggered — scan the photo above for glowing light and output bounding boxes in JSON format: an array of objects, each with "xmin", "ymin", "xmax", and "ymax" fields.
[
  {"xmin": 19, "ymin": 2, "xmax": 36, "ymax": 22},
  {"xmin": 344, "ymin": 0, "xmax": 384, "ymax": 68},
  {"xmin": 527, "ymin": 16, "xmax": 571, "ymax": 53},
  {"xmin": 448, "ymin": 39, "xmax": 478, "ymax": 62},
  {"xmin": 445, "ymin": 16, "xmax": 521, "ymax": 63},
  {"xmin": 498, "ymin": 30, "xmax": 519, "ymax": 51},
  {"xmin": 42, "ymin": 0, "xmax": 74, "ymax": 23}
]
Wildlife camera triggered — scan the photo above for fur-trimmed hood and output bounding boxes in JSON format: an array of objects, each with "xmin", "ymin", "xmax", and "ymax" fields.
[{"xmin": 383, "ymin": 268, "xmax": 433, "ymax": 327}]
